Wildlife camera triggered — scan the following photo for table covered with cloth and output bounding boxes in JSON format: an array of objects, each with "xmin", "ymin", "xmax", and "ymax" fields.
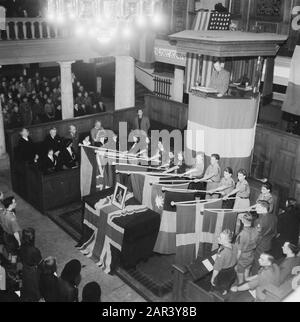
[{"xmin": 80, "ymin": 190, "xmax": 161, "ymax": 273}]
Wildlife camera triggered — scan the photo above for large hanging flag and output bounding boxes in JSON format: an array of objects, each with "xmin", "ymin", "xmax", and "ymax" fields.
[
  {"xmin": 175, "ymin": 201, "xmax": 238, "ymax": 266},
  {"xmin": 187, "ymin": 94, "xmax": 260, "ymax": 175},
  {"xmin": 185, "ymin": 10, "xmax": 231, "ymax": 92},
  {"xmin": 282, "ymin": 46, "xmax": 300, "ymax": 116},
  {"xmin": 153, "ymin": 190, "xmax": 196, "ymax": 255}
]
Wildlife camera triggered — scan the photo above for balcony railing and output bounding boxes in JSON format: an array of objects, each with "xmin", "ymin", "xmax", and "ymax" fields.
[{"xmin": 0, "ymin": 18, "xmax": 73, "ymax": 41}]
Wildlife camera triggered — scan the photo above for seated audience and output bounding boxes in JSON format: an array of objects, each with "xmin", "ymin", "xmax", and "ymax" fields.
[
  {"xmin": 39, "ymin": 257, "xmax": 60, "ymax": 302},
  {"xmin": 81, "ymin": 281, "xmax": 101, "ymax": 302},
  {"xmin": 211, "ymin": 230, "xmax": 238, "ymax": 294},
  {"xmin": 58, "ymin": 259, "xmax": 82, "ymax": 302},
  {"xmin": 60, "ymin": 139, "xmax": 78, "ymax": 169},
  {"xmin": 231, "ymin": 253, "xmax": 280, "ymax": 302}
]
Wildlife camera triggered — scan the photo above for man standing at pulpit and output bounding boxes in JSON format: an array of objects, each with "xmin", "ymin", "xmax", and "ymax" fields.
[{"xmin": 209, "ymin": 58, "xmax": 230, "ymax": 97}]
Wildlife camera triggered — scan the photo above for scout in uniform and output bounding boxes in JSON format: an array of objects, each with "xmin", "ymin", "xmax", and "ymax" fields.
[
  {"xmin": 224, "ymin": 169, "xmax": 251, "ymax": 233},
  {"xmin": 208, "ymin": 167, "xmax": 235, "ymax": 208},
  {"xmin": 235, "ymin": 213, "xmax": 259, "ymax": 284}
]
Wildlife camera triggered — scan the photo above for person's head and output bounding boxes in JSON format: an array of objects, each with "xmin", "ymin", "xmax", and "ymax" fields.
[
  {"xmin": 61, "ymin": 259, "xmax": 82, "ymax": 286},
  {"xmin": 210, "ymin": 154, "xmax": 220, "ymax": 165},
  {"xmin": 213, "ymin": 58, "xmax": 224, "ymax": 72},
  {"xmin": 47, "ymin": 149, "xmax": 54, "ymax": 157},
  {"xmin": 47, "ymin": 98, "xmax": 52, "ymax": 104},
  {"xmin": 261, "ymin": 182, "xmax": 272, "ymax": 195},
  {"xmin": 13, "ymin": 105, "xmax": 19, "ymax": 113},
  {"xmin": 82, "ymin": 282, "xmax": 101, "ymax": 302},
  {"xmin": 84, "ymin": 91, "xmax": 88, "ymax": 97},
  {"xmin": 21, "ymin": 228, "xmax": 35, "ymax": 247},
  {"xmin": 218, "ymin": 229, "xmax": 234, "ymax": 246},
  {"xmin": 95, "ymin": 121, "xmax": 102, "ymax": 130},
  {"xmin": 237, "ymin": 169, "xmax": 247, "ymax": 182},
  {"xmin": 256, "ymin": 200, "xmax": 270, "ymax": 215},
  {"xmin": 49, "ymin": 127, "xmax": 57, "ymax": 137},
  {"xmin": 41, "ymin": 256, "xmax": 57, "ymax": 275},
  {"xmin": 286, "ymin": 198, "xmax": 297, "ymax": 209},
  {"xmin": 138, "ymin": 109, "xmax": 143, "ymax": 118},
  {"xmin": 53, "ymin": 88, "xmax": 57, "ymax": 93},
  {"xmin": 3, "ymin": 196, "xmax": 16, "ymax": 211},
  {"xmin": 45, "ymin": 86, "xmax": 50, "ymax": 92},
  {"xmin": 282, "ymin": 242, "xmax": 299, "ymax": 257},
  {"xmin": 224, "ymin": 167, "xmax": 233, "ymax": 179},
  {"xmin": 241, "ymin": 213, "xmax": 254, "ymax": 227},
  {"xmin": 23, "ymin": 97, "xmax": 28, "ymax": 102},
  {"xmin": 258, "ymin": 253, "xmax": 274, "ymax": 268},
  {"xmin": 20, "ymin": 128, "xmax": 29, "ymax": 138},
  {"xmin": 77, "ymin": 92, "xmax": 82, "ymax": 97},
  {"xmin": 35, "ymin": 98, "xmax": 39, "ymax": 104},
  {"xmin": 28, "ymin": 78, "xmax": 32, "ymax": 83},
  {"xmin": 69, "ymin": 125, "xmax": 77, "ymax": 134}
]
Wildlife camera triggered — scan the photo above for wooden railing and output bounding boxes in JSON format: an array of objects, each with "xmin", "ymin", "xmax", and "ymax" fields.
[
  {"xmin": 153, "ymin": 76, "xmax": 172, "ymax": 100},
  {"xmin": 0, "ymin": 18, "xmax": 74, "ymax": 41}
]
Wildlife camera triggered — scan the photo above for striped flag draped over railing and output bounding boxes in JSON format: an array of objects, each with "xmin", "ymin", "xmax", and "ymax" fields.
[
  {"xmin": 185, "ymin": 10, "xmax": 231, "ymax": 93},
  {"xmin": 175, "ymin": 201, "xmax": 238, "ymax": 266}
]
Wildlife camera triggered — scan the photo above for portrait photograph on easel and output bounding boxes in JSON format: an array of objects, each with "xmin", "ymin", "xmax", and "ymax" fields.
[{"xmin": 112, "ymin": 183, "xmax": 127, "ymax": 210}]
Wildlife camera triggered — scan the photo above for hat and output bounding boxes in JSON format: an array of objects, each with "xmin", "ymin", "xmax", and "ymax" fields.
[
  {"xmin": 82, "ymin": 282, "xmax": 101, "ymax": 302},
  {"xmin": 61, "ymin": 259, "xmax": 82, "ymax": 284}
]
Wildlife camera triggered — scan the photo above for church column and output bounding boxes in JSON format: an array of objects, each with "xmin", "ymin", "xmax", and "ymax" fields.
[
  {"xmin": 115, "ymin": 56, "xmax": 135, "ymax": 110},
  {"xmin": 59, "ymin": 61, "xmax": 74, "ymax": 120},
  {"xmin": 173, "ymin": 66, "xmax": 185, "ymax": 103}
]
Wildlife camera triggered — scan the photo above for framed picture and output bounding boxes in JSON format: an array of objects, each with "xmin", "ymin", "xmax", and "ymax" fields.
[{"xmin": 112, "ymin": 183, "xmax": 127, "ymax": 210}]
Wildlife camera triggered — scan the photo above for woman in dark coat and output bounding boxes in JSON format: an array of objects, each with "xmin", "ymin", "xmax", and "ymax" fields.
[
  {"xmin": 19, "ymin": 228, "xmax": 42, "ymax": 302},
  {"xmin": 58, "ymin": 259, "xmax": 82, "ymax": 302},
  {"xmin": 39, "ymin": 256, "xmax": 61, "ymax": 302},
  {"xmin": 59, "ymin": 139, "xmax": 78, "ymax": 169}
]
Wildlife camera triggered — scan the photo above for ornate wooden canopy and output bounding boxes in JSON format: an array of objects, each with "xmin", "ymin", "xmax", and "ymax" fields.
[{"xmin": 169, "ymin": 30, "xmax": 288, "ymax": 57}]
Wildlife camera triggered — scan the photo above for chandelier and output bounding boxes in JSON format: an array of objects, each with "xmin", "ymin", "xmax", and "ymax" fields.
[{"xmin": 46, "ymin": 0, "xmax": 163, "ymax": 42}]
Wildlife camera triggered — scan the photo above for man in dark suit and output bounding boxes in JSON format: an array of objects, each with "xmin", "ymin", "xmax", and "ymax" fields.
[
  {"xmin": 43, "ymin": 127, "xmax": 62, "ymax": 157},
  {"xmin": 133, "ymin": 109, "xmax": 150, "ymax": 136},
  {"xmin": 16, "ymin": 128, "xmax": 38, "ymax": 164}
]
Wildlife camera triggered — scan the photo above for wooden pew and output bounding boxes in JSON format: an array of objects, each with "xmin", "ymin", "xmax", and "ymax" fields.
[
  {"xmin": 5, "ymin": 111, "xmax": 114, "ymax": 161},
  {"xmin": 24, "ymin": 165, "xmax": 80, "ymax": 213}
]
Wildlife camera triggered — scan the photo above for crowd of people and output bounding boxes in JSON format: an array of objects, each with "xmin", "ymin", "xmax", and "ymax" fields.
[
  {"xmin": 0, "ymin": 72, "xmax": 106, "ymax": 130},
  {"xmin": 0, "ymin": 194, "xmax": 102, "ymax": 302}
]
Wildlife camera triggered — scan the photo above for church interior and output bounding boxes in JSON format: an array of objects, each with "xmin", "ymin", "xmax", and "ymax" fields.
[{"xmin": 0, "ymin": 0, "xmax": 300, "ymax": 304}]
